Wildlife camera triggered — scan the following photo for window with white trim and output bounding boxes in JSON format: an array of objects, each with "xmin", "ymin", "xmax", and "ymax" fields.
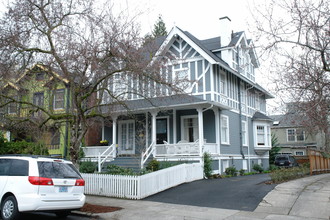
[
  {"xmin": 257, "ymin": 125, "xmax": 265, "ymax": 145},
  {"xmin": 287, "ymin": 129, "xmax": 305, "ymax": 142},
  {"xmin": 295, "ymin": 151, "xmax": 304, "ymax": 156},
  {"xmin": 8, "ymin": 95, "xmax": 18, "ymax": 114},
  {"xmin": 220, "ymin": 73, "xmax": 227, "ymax": 95},
  {"xmin": 53, "ymin": 89, "xmax": 65, "ymax": 110},
  {"xmin": 221, "ymin": 115, "xmax": 230, "ymax": 144},
  {"xmin": 174, "ymin": 66, "xmax": 189, "ymax": 91},
  {"xmin": 255, "ymin": 124, "xmax": 271, "ymax": 147},
  {"xmin": 242, "ymin": 121, "xmax": 248, "ymax": 146}
]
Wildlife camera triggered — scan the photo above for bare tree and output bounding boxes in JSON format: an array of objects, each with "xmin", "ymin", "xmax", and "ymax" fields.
[
  {"xmin": 0, "ymin": 0, "xmax": 181, "ymax": 163},
  {"xmin": 253, "ymin": 0, "xmax": 330, "ymax": 151}
]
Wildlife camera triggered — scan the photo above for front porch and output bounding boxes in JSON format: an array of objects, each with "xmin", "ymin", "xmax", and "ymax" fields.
[
  {"xmin": 83, "ymin": 95, "xmax": 230, "ymax": 172},
  {"xmin": 83, "ymin": 139, "xmax": 219, "ymax": 172}
]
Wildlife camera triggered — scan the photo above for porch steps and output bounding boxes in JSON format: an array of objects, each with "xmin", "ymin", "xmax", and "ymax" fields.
[{"xmin": 103, "ymin": 155, "xmax": 153, "ymax": 172}]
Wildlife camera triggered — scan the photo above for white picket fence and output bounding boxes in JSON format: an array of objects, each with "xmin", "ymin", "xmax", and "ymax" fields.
[{"xmin": 82, "ymin": 163, "xmax": 203, "ymax": 199}]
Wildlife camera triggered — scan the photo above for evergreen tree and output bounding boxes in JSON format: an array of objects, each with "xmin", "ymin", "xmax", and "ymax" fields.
[
  {"xmin": 269, "ymin": 133, "xmax": 281, "ymax": 164},
  {"xmin": 152, "ymin": 15, "xmax": 167, "ymax": 38}
]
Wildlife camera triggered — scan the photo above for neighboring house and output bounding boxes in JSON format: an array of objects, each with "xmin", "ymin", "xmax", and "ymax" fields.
[
  {"xmin": 270, "ymin": 113, "xmax": 320, "ymax": 156},
  {"xmin": 85, "ymin": 17, "xmax": 274, "ymax": 174},
  {"xmin": 0, "ymin": 64, "xmax": 71, "ymax": 157}
]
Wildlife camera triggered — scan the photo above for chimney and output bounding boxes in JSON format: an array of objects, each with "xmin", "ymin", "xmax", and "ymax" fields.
[{"xmin": 219, "ymin": 16, "xmax": 232, "ymax": 47}]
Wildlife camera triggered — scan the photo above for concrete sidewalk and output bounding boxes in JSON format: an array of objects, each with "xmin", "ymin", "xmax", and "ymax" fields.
[{"xmin": 86, "ymin": 173, "xmax": 330, "ymax": 220}]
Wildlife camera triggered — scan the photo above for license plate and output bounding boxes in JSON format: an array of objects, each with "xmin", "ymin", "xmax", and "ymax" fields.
[{"xmin": 59, "ymin": 186, "xmax": 68, "ymax": 193}]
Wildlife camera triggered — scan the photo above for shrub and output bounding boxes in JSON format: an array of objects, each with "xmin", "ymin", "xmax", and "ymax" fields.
[
  {"xmin": 252, "ymin": 164, "xmax": 264, "ymax": 173},
  {"xmin": 0, "ymin": 140, "xmax": 49, "ymax": 155},
  {"xmin": 146, "ymin": 159, "xmax": 160, "ymax": 171},
  {"xmin": 105, "ymin": 164, "xmax": 135, "ymax": 175},
  {"xmin": 159, "ymin": 161, "xmax": 185, "ymax": 169},
  {"xmin": 268, "ymin": 164, "xmax": 279, "ymax": 171},
  {"xmin": 225, "ymin": 166, "xmax": 237, "ymax": 176},
  {"xmin": 239, "ymin": 169, "xmax": 245, "ymax": 176},
  {"xmin": 270, "ymin": 166, "xmax": 309, "ymax": 183},
  {"xmin": 203, "ymin": 152, "xmax": 212, "ymax": 178},
  {"xmin": 79, "ymin": 161, "xmax": 96, "ymax": 173}
]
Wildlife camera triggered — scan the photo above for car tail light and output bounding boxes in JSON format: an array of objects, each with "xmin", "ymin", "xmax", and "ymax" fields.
[
  {"xmin": 75, "ymin": 179, "xmax": 85, "ymax": 186},
  {"xmin": 28, "ymin": 176, "xmax": 54, "ymax": 185}
]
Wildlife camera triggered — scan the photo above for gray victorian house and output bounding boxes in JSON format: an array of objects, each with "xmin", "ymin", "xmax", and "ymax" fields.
[{"xmin": 84, "ymin": 17, "xmax": 273, "ymax": 173}]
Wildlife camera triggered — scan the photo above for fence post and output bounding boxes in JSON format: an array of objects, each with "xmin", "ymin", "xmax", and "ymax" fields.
[
  {"xmin": 309, "ymin": 150, "xmax": 313, "ymax": 175},
  {"xmin": 98, "ymin": 153, "xmax": 101, "ymax": 172}
]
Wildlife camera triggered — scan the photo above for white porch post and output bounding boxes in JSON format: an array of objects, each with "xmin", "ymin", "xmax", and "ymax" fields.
[
  {"xmin": 112, "ymin": 115, "xmax": 118, "ymax": 157},
  {"xmin": 213, "ymin": 107, "xmax": 220, "ymax": 155},
  {"xmin": 150, "ymin": 110, "xmax": 158, "ymax": 145},
  {"xmin": 101, "ymin": 119, "xmax": 105, "ymax": 141},
  {"xmin": 173, "ymin": 109, "xmax": 177, "ymax": 144},
  {"xmin": 213, "ymin": 107, "xmax": 221, "ymax": 174},
  {"xmin": 197, "ymin": 108, "xmax": 204, "ymax": 157},
  {"xmin": 145, "ymin": 112, "xmax": 149, "ymax": 149}
]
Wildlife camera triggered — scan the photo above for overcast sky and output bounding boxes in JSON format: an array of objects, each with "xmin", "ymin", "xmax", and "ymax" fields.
[
  {"xmin": 0, "ymin": 0, "xmax": 279, "ymax": 113},
  {"xmin": 113, "ymin": 0, "xmax": 262, "ymax": 39}
]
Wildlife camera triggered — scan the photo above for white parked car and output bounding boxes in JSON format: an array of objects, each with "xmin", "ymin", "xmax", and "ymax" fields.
[{"xmin": 0, "ymin": 155, "xmax": 86, "ymax": 220}]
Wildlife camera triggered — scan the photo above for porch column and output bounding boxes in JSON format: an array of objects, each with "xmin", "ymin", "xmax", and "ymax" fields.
[
  {"xmin": 112, "ymin": 115, "xmax": 118, "ymax": 146},
  {"xmin": 173, "ymin": 109, "xmax": 177, "ymax": 144},
  {"xmin": 145, "ymin": 112, "xmax": 149, "ymax": 148},
  {"xmin": 213, "ymin": 107, "xmax": 220, "ymax": 155},
  {"xmin": 101, "ymin": 119, "xmax": 105, "ymax": 141},
  {"xmin": 196, "ymin": 108, "xmax": 204, "ymax": 157},
  {"xmin": 150, "ymin": 111, "xmax": 158, "ymax": 144}
]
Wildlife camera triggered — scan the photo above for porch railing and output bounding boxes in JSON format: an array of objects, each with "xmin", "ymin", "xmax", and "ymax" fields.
[
  {"xmin": 154, "ymin": 139, "xmax": 214, "ymax": 157},
  {"xmin": 82, "ymin": 144, "xmax": 116, "ymax": 172},
  {"xmin": 141, "ymin": 141, "xmax": 155, "ymax": 169},
  {"xmin": 155, "ymin": 141, "xmax": 199, "ymax": 156}
]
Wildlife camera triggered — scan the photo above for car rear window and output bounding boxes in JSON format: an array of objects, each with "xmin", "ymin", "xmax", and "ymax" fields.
[
  {"xmin": 276, "ymin": 156, "xmax": 288, "ymax": 160},
  {"xmin": 38, "ymin": 161, "xmax": 81, "ymax": 179}
]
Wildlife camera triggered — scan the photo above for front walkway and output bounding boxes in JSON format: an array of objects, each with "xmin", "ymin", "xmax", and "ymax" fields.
[{"xmin": 85, "ymin": 173, "xmax": 330, "ymax": 220}]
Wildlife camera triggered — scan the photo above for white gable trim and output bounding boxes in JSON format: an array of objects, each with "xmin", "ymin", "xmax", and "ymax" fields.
[{"xmin": 154, "ymin": 26, "xmax": 217, "ymax": 64}]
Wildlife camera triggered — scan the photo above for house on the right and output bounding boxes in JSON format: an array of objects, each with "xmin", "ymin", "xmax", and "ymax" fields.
[{"xmin": 270, "ymin": 108, "xmax": 323, "ymax": 156}]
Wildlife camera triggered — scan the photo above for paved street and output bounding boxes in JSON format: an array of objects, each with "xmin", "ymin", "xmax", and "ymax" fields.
[
  {"xmin": 86, "ymin": 173, "xmax": 330, "ymax": 220},
  {"xmin": 144, "ymin": 173, "xmax": 276, "ymax": 211}
]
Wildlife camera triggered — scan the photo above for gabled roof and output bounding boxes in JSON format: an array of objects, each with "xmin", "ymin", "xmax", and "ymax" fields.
[
  {"xmin": 270, "ymin": 113, "xmax": 305, "ymax": 128},
  {"xmin": 16, "ymin": 64, "xmax": 69, "ymax": 85},
  {"xmin": 155, "ymin": 26, "xmax": 272, "ymax": 99},
  {"xmin": 252, "ymin": 111, "xmax": 273, "ymax": 121}
]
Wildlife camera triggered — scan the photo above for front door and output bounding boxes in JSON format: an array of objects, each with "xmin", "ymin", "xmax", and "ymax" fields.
[
  {"xmin": 181, "ymin": 116, "xmax": 199, "ymax": 142},
  {"xmin": 118, "ymin": 120, "xmax": 135, "ymax": 155},
  {"xmin": 156, "ymin": 118, "xmax": 168, "ymax": 144}
]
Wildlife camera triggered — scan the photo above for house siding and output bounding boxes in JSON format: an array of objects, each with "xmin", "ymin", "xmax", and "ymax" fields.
[{"xmin": 220, "ymin": 110, "xmax": 240, "ymax": 155}]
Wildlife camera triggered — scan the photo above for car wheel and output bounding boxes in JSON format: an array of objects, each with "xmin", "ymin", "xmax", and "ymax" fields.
[
  {"xmin": 55, "ymin": 210, "xmax": 71, "ymax": 218},
  {"xmin": 1, "ymin": 196, "xmax": 20, "ymax": 220}
]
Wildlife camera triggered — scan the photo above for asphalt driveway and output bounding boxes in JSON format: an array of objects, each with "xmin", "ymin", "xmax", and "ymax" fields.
[{"xmin": 144, "ymin": 173, "xmax": 276, "ymax": 211}]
